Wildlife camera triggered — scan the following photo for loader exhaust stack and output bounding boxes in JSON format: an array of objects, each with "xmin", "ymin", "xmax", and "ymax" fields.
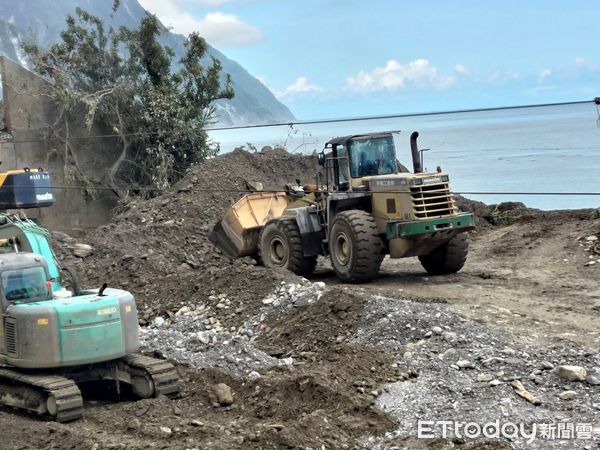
[{"xmin": 410, "ymin": 131, "xmax": 423, "ymax": 174}]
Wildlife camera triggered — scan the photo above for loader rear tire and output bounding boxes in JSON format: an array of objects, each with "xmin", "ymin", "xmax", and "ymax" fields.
[
  {"xmin": 419, "ymin": 233, "xmax": 469, "ymax": 275},
  {"xmin": 329, "ymin": 210, "xmax": 384, "ymax": 283},
  {"xmin": 260, "ymin": 220, "xmax": 317, "ymax": 277}
]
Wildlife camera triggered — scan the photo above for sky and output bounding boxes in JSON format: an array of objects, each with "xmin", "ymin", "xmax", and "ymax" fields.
[{"xmin": 137, "ymin": 0, "xmax": 600, "ymax": 120}]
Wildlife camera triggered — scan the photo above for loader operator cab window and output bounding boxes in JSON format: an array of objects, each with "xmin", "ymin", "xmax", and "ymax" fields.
[
  {"xmin": 336, "ymin": 144, "xmax": 350, "ymax": 190},
  {"xmin": 350, "ymin": 136, "xmax": 397, "ymax": 177},
  {"xmin": 1, "ymin": 266, "xmax": 49, "ymax": 303}
]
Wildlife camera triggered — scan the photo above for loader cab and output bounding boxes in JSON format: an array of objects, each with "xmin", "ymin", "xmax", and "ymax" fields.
[{"xmin": 320, "ymin": 131, "xmax": 407, "ymax": 191}]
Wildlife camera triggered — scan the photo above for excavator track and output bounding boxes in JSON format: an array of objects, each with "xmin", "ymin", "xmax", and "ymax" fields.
[
  {"xmin": 0, "ymin": 367, "xmax": 83, "ymax": 422},
  {"xmin": 118, "ymin": 354, "xmax": 180, "ymax": 397},
  {"xmin": 0, "ymin": 355, "xmax": 178, "ymax": 422}
]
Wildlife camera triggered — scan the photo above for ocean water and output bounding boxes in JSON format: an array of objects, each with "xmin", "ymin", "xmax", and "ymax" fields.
[{"xmin": 208, "ymin": 103, "xmax": 600, "ymax": 210}]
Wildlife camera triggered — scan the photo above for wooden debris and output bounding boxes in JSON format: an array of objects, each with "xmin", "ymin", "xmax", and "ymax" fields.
[{"xmin": 510, "ymin": 380, "xmax": 541, "ymax": 405}]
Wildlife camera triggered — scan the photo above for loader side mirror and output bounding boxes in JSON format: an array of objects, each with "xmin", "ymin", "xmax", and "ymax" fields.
[{"xmin": 317, "ymin": 151, "xmax": 325, "ymax": 166}]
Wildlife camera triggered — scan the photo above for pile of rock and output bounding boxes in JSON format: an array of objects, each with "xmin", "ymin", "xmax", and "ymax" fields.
[
  {"xmin": 254, "ymin": 281, "xmax": 327, "ymax": 322},
  {"xmin": 140, "ymin": 310, "xmax": 281, "ymax": 375},
  {"xmin": 579, "ymin": 233, "xmax": 600, "ymax": 267},
  {"xmin": 139, "ymin": 281, "xmax": 327, "ymax": 374}
]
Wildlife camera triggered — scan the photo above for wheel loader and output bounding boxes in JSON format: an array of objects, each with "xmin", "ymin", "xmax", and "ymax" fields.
[
  {"xmin": 0, "ymin": 168, "xmax": 179, "ymax": 421},
  {"xmin": 211, "ymin": 131, "xmax": 475, "ymax": 282}
]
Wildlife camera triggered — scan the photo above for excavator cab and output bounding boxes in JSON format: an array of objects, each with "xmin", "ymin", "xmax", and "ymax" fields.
[
  {"xmin": 2, "ymin": 266, "xmax": 51, "ymax": 303},
  {"xmin": 0, "ymin": 254, "xmax": 52, "ymax": 307}
]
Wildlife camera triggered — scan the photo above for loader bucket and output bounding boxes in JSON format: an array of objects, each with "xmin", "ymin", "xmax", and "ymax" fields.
[{"xmin": 209, "ymin": 192, "xmax": 288, "ymax": 258}]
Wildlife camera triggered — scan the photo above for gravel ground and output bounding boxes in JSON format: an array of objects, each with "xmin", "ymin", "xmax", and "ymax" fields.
[
  {"xmin": 139, "ymin": 281, "xmax": 327, "ymax": 374},
  {"xmin": 353, "ymin": 295, "xmax": 600, "ymax": 449}
]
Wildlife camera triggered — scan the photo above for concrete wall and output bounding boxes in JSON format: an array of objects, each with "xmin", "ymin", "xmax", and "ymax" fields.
[
  {"xmin": 0, "ymin": 142, "xmax": 17, "ymax": 168},
  {"xmin": 0, "ymin": 56, "xmax": 116, "ymax": 232}
]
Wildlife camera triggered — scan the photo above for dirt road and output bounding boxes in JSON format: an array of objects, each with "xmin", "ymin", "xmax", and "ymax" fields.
[{"xmin": 318, "ymin": 210, "xmax": 600, "ymax": 350}]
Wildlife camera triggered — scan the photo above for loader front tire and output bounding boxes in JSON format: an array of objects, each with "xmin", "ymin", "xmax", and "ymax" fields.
[
  {"xmin": 419, "ymin": 233, "xmax": 469, "ymax": 275},
  {"xmin": 329, "ymin": 210, "xmax": 384, "ymax": 283},
  {"xmin": 260, "ymin": 219, "xmax": 317, "ymax": 277}
]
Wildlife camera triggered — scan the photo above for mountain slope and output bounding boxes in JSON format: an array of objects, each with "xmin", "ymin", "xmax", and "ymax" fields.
[{"xmin": 0, "ymin": 0, "xmax": 294, "ymax": 126}]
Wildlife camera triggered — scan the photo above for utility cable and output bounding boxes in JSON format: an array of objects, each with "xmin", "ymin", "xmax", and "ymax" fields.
[
  {"xmin": 7, "ymin": 183, "xmax": 600, "ymax": 197},
  {"xmin": 207, "ymin": 98, "xmax": 600, "ymax": 131},
  {"xmin": 0, "ymin": 98, "xmax": 597, "ymax": 144}
]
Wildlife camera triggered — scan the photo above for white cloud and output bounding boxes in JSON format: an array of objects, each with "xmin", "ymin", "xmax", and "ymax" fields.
[
  {"xmin": 276, "ymin": 76, "xmax": 323, "ymax": 99},
  {"xmin": 527, "ymin": 85, "xmax": 560, "ymax": 95},
  {"xmin": 188, "ymin": 0, "xmax": 236, "ymax": 5},
  {"xmin": 138, "ymin": 0, "xmax": 263, "ymax": 47},
  {"xmin": 176, "ymin": 0, "xmax": 246, "ymax": 5},
  {"xmin": 195, "ymin": 12, "xmax": 263, "ymax": 46},
  {"xmin": 534, "ymin": 57, "xmax": 598, "ymax": 86},
  {"xmin": 453, "ymin": 63, "xmax": 470, "ymax": 76},
  {"xmin": 538, "ymin": 68, "xmax": 552, "ymax": 81},
  {"xmin": 346, "ymin": 59, "xmax": 456, "ymax": 92},
  {"xmin": 486, "ymin": 70, "xmax": 521, "ymax": 83}
]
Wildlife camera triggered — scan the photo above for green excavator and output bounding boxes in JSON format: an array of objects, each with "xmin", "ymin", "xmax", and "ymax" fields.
[{"xmin": 0, "ymin": 168, "xmax": 179, "ymax": 422}]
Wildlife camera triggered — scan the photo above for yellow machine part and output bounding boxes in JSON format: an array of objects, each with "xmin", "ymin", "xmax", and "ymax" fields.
[
  {"xmin": 0, "ymin": 169, "xmax": 31, "ymax": 187},
  {"xmin": 211, "ymin": 192, "xmax": 289, "ymax": 257}
]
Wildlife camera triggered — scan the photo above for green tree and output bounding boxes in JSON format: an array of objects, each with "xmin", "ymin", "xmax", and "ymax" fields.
[{"xmin": 22, "ymin": 0, "xmax": 234, "ymax": 198}]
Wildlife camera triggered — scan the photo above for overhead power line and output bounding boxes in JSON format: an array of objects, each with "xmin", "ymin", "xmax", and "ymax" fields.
[
  {"xmin": 9, "ymin": 184, "xmax": 600, "ymax": 197},
  {"xmin": 207, "ymin": 98, "xmax": 600, "ymax": 131},
  {"xmin": 0, "ymin": 98, "xmax": 597, "ymax": 144},
  {"xmin": 454, "ymin": 192, "xmax": 600, "ymax": 196}
]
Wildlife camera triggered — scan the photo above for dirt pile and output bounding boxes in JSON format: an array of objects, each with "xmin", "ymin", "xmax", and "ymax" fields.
[
  {"xmin": 135, "ymin": 282, "xmax": 403, "ymax": 447},
  {"xmin": 257, "ymin": 288, "xmax": 370, "ymax": 356},
  {"xmin": 454, "ymin": 195, "xmax": 543, "ymax": 228},
  {"xmin": 455, "ymin": 194, "xmax": 596, "ymax": 229},
  {"xmin": 53, "ymin": 148, "xmax": 319, "ymax": 325}
]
